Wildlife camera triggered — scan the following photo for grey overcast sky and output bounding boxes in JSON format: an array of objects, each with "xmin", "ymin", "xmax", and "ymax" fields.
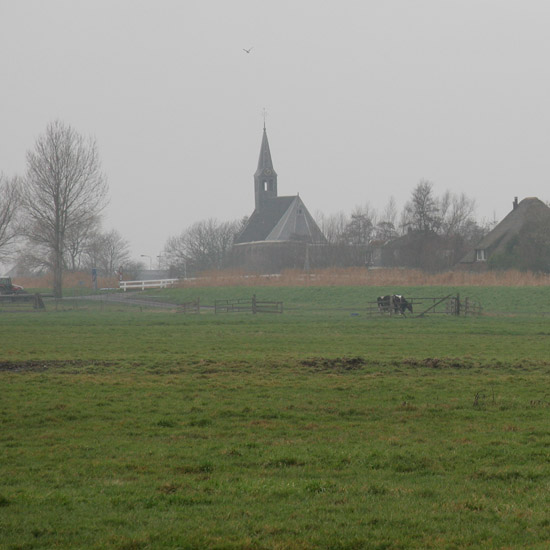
[{"xmin": 1, "ymin": 1, "xmax": 550, "ymax": 262}]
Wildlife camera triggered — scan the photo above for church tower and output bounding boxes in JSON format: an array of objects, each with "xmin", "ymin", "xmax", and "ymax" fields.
[
  {"xmin": 233, "ymin": 123, "xmax": 326, "ymax": 247},
  {"xmin": 254, "ymin": 125, "xmax": 278, "ymax": 210}
]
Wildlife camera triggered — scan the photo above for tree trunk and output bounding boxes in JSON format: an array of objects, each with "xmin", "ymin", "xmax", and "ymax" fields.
[{"xmin": 53, "ymin": 248, "xmax": 63, "ymax": 299}]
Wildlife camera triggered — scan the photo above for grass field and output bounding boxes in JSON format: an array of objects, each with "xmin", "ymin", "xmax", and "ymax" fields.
[{"xmin": 2, "ymin": 285, "xmax": 550, "ymax": 549}]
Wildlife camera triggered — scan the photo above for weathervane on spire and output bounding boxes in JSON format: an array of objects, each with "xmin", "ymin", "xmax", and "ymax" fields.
[{"xmin": 261, "ymin": 107, "xmax": 268, "ymax": 130}]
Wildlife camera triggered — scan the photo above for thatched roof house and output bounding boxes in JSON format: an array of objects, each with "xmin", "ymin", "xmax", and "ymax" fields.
[{"xmin": 459, "ymin": 197, "xmax": 550, "ymax": 267}]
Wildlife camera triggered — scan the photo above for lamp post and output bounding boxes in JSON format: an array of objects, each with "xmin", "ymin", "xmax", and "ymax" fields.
[{"xmin": 140, "ymin": 254, "xmax": 152, "ymax": 270}]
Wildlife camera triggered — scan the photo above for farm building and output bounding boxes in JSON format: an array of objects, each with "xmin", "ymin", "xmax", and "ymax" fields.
[
  {"xmin": 230, "ymin": 125, "xmax": 327, "ymax": 273},
  {"xmin": 458, "ymin": 197, "xmax": 550, "ymax": 270}
]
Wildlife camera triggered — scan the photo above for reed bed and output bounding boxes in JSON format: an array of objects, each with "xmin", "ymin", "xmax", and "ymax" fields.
[
  {"xmin": 13, "ymin": 272, "xmax": 119, "ymax": 291},
  {"xmin": 13, "ymin": 267, "xmax": 550, "ymax": 292},
  {"xmin": 177, "ymin": 267, "xmax": 550, "ymax": 288}
]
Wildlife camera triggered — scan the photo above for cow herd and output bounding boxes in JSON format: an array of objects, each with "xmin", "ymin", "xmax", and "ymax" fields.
[{"xmin": 377, "ymin": 294, "xmax": 413, "ymax": 315}]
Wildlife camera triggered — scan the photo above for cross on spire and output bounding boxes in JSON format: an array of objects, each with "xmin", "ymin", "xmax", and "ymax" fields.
[{"xmin": 262, "ymin": 107, "xmax": 268, "ymax": 130}]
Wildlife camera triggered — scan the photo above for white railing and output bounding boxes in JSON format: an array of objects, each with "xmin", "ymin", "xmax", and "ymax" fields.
[{"xmin": 119, "ymin": 279, "xmax": 179, "ymax": 292}]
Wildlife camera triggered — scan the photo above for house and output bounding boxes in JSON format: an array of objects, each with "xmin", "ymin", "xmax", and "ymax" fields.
[
  {"xmin": 230, "ymin": 125, "xmax": 326, "ymax": 273},
  {"xmin": 459, "ymin": 197, "xmax": 550, "ymax": 269}
]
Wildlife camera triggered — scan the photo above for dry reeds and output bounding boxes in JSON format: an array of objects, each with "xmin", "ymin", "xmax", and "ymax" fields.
[
  {"xmin": 13, "ymin": 272, "xmax": 119, "ymax": 291},
  {"xmin": 13, "ymin": 267, "xmax": 550, "ymax": 290},
  {"xmin": 175, "ymin": 267, "xmax": 550, "ymax": 288}
]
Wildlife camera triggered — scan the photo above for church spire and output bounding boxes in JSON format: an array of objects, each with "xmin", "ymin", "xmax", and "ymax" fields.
[
  {"xmin": 255, "ymin": 127, "xmax": 277, "ymax": 177},
  {"xmin": 254, "ymin": 125, "xmax": 278, "ymax": 210}
]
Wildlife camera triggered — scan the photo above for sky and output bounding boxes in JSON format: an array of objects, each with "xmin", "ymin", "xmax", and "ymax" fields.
[{"xmin": 1, "ymin": 0, "xmax": 550, "ymax": 264}]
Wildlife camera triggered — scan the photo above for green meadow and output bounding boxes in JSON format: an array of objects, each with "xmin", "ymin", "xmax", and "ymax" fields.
[{"xmin": 1, "ymin": 286, "xmax": 550, "ymax": 549}]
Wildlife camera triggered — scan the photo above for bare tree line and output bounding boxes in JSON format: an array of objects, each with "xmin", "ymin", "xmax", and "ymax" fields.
[{"xmin": 316, "ymin": 181, "xmax": 485, "ymax": 246}]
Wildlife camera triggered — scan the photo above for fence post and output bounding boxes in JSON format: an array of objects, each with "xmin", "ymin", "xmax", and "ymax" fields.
[
  {"xmin": 252, "ymin": 294, "xmax": 257, "ymax": 314},
  {"xmin": 456, "ymin": 293, "xmax": 460, "ymax": 316}
]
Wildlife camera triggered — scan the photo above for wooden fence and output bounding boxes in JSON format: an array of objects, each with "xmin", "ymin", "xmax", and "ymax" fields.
[
  {"xmin": 366, "ymin": 294, "xmax": 482, "ymax": 318},
  {"xmin": 214, "ymin": 295, "xmax": 283, "ymax": 314},
  {"xmin": 414, "ymin": 294, "xmax": 482, "ymax": 317},
  {"xmin": 180, "ymin": 298, "xmax": 200, "ymax": 314},
  {"xmin": 0, "ymin": 293, "xmax": 46, "ymax": 310}
]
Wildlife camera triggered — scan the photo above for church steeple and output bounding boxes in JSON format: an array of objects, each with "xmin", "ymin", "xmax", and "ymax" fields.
[{"xmin": 254, "ymin": 126, "xmax": 278, "ymax": 210}]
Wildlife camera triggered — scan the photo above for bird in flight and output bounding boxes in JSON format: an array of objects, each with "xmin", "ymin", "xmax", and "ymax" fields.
[{"xmin": 243, "ymin": 47, "xmax": 253, "ymax": 54}]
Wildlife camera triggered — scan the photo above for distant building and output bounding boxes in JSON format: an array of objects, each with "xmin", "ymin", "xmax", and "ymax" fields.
[
  {"xmin": 230, "ymin": 126, "xmax": 326, "ymax": 273},
  {"xmin": 369, "ymin": 230, "xmax": 451, "ymax": 271},
  {"xmin": 459, "ymin": 197, "xmax": 550, "ymax": 269}
]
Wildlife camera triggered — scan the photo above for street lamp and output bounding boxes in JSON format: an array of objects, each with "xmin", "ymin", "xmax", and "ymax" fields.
[{"xmin": 140, "ymin": 254, "xmax": 152, "ymax": 270}]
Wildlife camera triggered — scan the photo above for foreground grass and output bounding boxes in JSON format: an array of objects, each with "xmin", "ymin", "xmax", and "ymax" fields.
[{"xmin": 1, "ymin": 300, "xmax": 550, "ymax": 549}]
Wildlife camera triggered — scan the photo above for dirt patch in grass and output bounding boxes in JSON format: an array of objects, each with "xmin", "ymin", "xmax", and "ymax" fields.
[
  {"xmin": 0, "ymin": 359, "xmax": 116, "ymax": 372},
  {"xmin": 300, "ymin": 356, "xmax": 366, "ymax": 371},
  {"xmin": 401, "ymin": 357, "xmax": 477, "ymax": 369}
]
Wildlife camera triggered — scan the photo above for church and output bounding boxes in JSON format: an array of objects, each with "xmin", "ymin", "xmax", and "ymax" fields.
[{"xmin": 230, "ymin": 125, "xmax": 327, "ymax": 273}]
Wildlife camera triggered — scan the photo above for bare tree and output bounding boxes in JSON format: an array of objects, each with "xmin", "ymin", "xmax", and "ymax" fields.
[
  {"xmin": 315, "ymin": 210, "xmax": 349, "ymax": 245},
  {"xmin": 375, "ymin": 196, "xmax": 399, "ymax": 241},
  {"xmin": 402, "ymin": 180, "xmax": 441, "ymax": 233},
  {"xmin": 84, "ymin": 229, "xmax": 131, "ymax": 276},
  {"xmin": 439, "ymin": 191, "xmax": 476, "ymax": 237},
  {"xmin": 343, "ymin": 204, "xmax": 377, "ymax": 245},
  {"xmin": 0, "ymin": 174, "xmax": 21, "ymax": 261},
  {"xmin": 22, "ymin": 121, "xmax": 108, "ymax": 297},
  {"xmin": 382, "ymin": 196, "xmax": 398, "ymax": 228},
  {"xmin": 64, "ymin": 215, "xmax": 101, "ymax": 271},
  {"xmin": 164, "ymin": 218, "xmax": 240, "ymax": 276},
  {"xmin": 12, "ymin": 242, "xmax": 51, "ymax": 276}
]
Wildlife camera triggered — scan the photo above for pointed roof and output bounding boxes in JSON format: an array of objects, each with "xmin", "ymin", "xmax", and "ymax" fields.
[
  {"xmin": 234, "ymin": 197, "xmax": 295, "ymax": 243},
  {"xmin": 254, "ymin": 127, "xmax": 277, "ymax": 177},
  {"xmin": 234, "ymin": 196, "xmax": 327, "ymax": 244},
  {"xmin": 266, "ymin": 196, "xmax": 326, "ymax": 243},
  {"xmin": 460, "ymin": 197, "xmax": 550, "ymax": 263}
]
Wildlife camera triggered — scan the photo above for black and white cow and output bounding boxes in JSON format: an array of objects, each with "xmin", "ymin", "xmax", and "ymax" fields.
[
  {"xmin": 392, "ymin": 294, "xmax": 413, "ymax": 315},
  {"xmin": 377, "ymin": 295, "xmax": 392, "ymax": 313},
  {"xmin": 377, "ymin": 294, "xmax": 413, "ymax": 315}
]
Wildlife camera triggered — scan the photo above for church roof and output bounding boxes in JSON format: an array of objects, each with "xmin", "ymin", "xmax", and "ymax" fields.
[
  {"xmin": 266, "ymin": 196, "xmax": 326, "ymax": 243},
  {"xmin": 235, "ymin": 196, "xmax": 295, "ymax": 243},
  {"xmin": 235, "ymin": 195, "xmax": 327, "ymax": 244},
  {"xmin": 254, "ymin": 127, "xmax": 277, "ymax": 177}
]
